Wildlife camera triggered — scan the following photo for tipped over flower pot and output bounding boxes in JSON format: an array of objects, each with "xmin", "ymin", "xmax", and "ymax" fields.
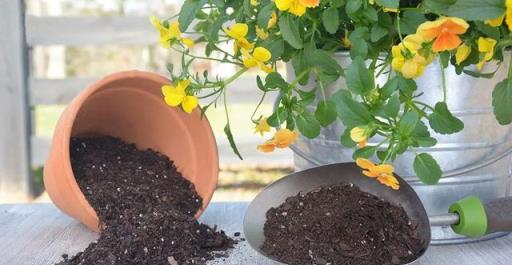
[{"xmin": 43, "ymin": 70, "xmax": 219, "ymax": 232}]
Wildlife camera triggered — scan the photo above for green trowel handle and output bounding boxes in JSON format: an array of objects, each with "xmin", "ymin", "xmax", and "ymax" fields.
[{"xmin": 449, "ymin": 196, "xmax": 512, "ymax": 238}]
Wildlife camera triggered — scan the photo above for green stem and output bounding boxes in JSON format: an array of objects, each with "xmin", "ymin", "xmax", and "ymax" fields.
[
  {"xmin": 440, "ymin": 63, "xmax": 447, "ymax": 102},
  {"xmin": 413, "ymin": 101, "xmax": 435, "ymax": 112},
  {"xmin": 508, "ymin": 52, "xmax": 512, "ymax": 80},
  {"xmin": 251, "ymin": 92, "xmax": 267, "ymax": 122},
  {"xmin": 201, "ymin": 68, "xmax": 248, "ymax": 89},
  {"xmin": 290, "ymin": 68, "xmax": 312, "ymax": 88},
  {"xmin": 396, "ymin": 15, "xmax": 404, "ymax": 42},
  {"xmin": 172, "ymin": 47, "xmax": 243, "ymax": 66}
]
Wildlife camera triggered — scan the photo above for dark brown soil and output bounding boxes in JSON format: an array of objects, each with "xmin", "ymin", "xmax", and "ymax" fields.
[
  {"xmin": 261, "ymin": 184, "xmax": 425, "ymax": 265},
  {"xmin": 57, "ymin": 136, "xmax": 234, "ymax": 265}
]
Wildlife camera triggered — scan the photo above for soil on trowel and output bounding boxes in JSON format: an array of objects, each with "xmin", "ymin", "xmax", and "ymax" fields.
[
  {"xmin": 261, "ymin": 184, "xmax": 425, "ymax": 265},
  {"xmin": 56, "ymin": 136, "xmax": 234, "ymax": 265}
]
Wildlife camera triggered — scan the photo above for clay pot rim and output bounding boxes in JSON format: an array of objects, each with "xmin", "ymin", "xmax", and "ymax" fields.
[{"xmin": 57, "ymin": 70, "xmax": 219, "ymax": 225}]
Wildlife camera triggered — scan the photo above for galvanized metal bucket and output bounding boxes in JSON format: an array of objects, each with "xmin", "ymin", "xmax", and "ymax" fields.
[{"xmin": 287, "ymin": 53, "xmax": 512, "ymax": 244}]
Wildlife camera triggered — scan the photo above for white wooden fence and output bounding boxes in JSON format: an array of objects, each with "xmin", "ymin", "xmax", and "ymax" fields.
[{"xmin": 0, "ymin": 0, "xmax": 292, "ymax": 200}]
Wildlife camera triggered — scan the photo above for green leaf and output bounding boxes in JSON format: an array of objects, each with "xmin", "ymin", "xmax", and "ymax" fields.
[
  {"xmin": 309, "ymin": 50, "xmax": 343, "ymax": 86},
  {"xmin": 349, "ymin": 28, "xmax": 369, "ymax": 59},
  {"xmin": 224, "ymin": 124, "xmax": 243, "ymax": 160},
  {"xmin": 279, "ymin": 14, "xmax": 303, "ymax": 49},
  {"xmin": 413, "ymin": 153, "xmax": 442, "ymax": 185},
  {"xmin": 428, "ymin": 102, "xmax": 464, "ymax": 134},
  {"xmin": 399, "ymin": 10, "xmax": 427, "ymax": 35},
  {"xmin": 267, "ymin": 108, "xmax": 288, "ymax": 127},
  {"xmin": 257, "ymin": 4, "xmax": 274, "ymax": 28},
  {"xmin": 315, "ymin": 100, "xmax": 338, "ymax": 127},
  {"xmin": 493, "ymin": 78, "xmax": 512, "ymax": 125},
  {"xmin": 291, "ymin": 52, "xmax": 310, "ymax": 85},
  {"xmin": 345, "ymin": 57, "xmax": 375, "ymax": 95},
  {"xmin": 399, "ymin": 111, "xmax": 419, "ymax": 136},
  {"xmin": 322, "ymin": 7, "xmax": 340, "ymax": 34},
  {"xmin": 380, "ymin": 77, "xmax": 399, "ymax": 99},
  {"xmin": 296, "ymin": 111, "xmax": 321, "ymax": 138},
  {"xmin": 370, "ymin": 25, "xmax": 388, "ymax": 42},
  {"xmin": 423, "ymin": 0, "xmax": 456, "ymax": 12},
  {"xmin": 445, "ymin": 0, "xmax": 506, "ymax": 21},
  {"xmin": 178, "ymin": 0, "xmax": 205, "ymax": 32},
  {"xmin": 340, "ymin": 128, "xmax": 357, "ymax": 148},
  {"xmin": 346, "ymin": 0, "xmax": 362, "ymax": 14},
  {"xmin": 376, "ymin": 0, "xmax": 398, "ymax": 8},
  {"xmin": 353, "ymin": 146, "xmax": 377, "ymax": 160},
  {"xmin": 332, "ymin": 90, "xmax": 373, "ymax": 128},
  {"xmin": 463, "ymin": 69, "xmax": 497, "ymax": 79},
  {"xmin": 383, "ymin": 93, "xmax": 400, "ymax": 118},
  {"xmin": 265, "ymin": 72, "xmax": 288, "ymax": 90},
  {"xmin": 261, "ymin": 37, "xmax": 285, "ymax": 61},
  {"xmin": 417, "ymin": 137, "xmax": 438, "ymax": 147}
]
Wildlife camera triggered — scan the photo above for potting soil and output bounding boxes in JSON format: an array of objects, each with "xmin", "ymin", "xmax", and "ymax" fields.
[
  {"xmin": 57, "ymin": 136, "xmax": 234, "ymax": 265},
  {"xmin": 262, "ymin": 184, "xmax": 425, "ymax": 265}
]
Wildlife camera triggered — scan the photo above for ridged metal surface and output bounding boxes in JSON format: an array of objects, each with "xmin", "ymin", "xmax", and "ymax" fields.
[{"xmin": 288, "ymin": 53, "xmax": 512, "ymax": 244}]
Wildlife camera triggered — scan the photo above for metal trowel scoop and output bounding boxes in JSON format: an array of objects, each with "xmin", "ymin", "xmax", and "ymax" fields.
[{"xmin": 243, "ymin": 163, "xmax": 512, "ymax": 264}]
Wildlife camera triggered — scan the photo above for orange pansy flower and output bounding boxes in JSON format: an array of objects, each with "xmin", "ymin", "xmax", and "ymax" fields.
[{"xmin": 416, "ymin": 17, "xmax": 469, "ymax": 52}]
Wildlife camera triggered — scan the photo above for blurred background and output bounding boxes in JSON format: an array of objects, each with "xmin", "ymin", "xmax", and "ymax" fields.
[{"xmin": 0, "ymin": 0, "xmax": 293, "ymax": 204}]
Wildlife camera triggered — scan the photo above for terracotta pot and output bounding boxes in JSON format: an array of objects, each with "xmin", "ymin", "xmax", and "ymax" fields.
[{"xmin": 43, "ymin": 71, "xmax": 219, "ymax": 232}]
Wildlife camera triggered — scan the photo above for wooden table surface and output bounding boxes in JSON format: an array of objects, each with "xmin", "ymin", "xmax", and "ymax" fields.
[{"xmin": 1, "ymin": 202, "xmax": 512, "ymax": 265}]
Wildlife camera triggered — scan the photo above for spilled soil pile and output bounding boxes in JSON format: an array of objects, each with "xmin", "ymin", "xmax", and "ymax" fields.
[{"xmin": 57, "ymin": 136, "xmax": 233, "ymax": 265}]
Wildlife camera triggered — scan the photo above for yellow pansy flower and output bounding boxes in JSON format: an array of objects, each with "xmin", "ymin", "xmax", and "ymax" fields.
[
  {"xmin": 455, "ymin": 44, "xmax": 471, "ymax": 65},
  {"xmin": 242, "ymin": 47, "xmax": 273, "ymax": 73},
  {"xmin": 268, "ymin": 12, "xmax": 278, "ymax": 29},
  {"xmin": 150, "ymin": 16, "xmax": 194, "ymax": 48},
  {"xmin": 476, "ymin": 37, "xmax": 497, "ymax": 70},
  {"xmin": 507, "ymin": 0, "xmax": 512, "ymax": 31},
  {"xmin": 350, "ymin": 127, "xmax": 370, "ymax": 148},
  {"xmin": 416, "ymin": 17, "xmax": 469, "ymax": 52},
  {"xmin": 257, "ymin": 129, "xmax": 299, "ymax": 152},
  {"xmin": 275, "ymin": 0, "xmax": 319, "ymax": 16},
  {"xmin": 356, "ymin": 158, "xmax": 400, "ymax": 190},
  {"xmin": 391, "ymin": 34, "xmax": 430, "ymax": 79},
  {"xmin": 224, "ymin": 23, "xmax": 254, "ymax": 54},
  {"xmin": 486, "ymin": 15, "xmax": 505, "ymax": 27},
  {"xmin": 254, "ymin": 117, "xmax": 271, "ymax": 136},
  {"xmin": 161, "ymin": 80, "xmax": 199, "ymax": 114},
  {"xmin": 256, "ymin": 26, "xmax": 269, "ymax": 40},
  {"xmin": 484, "ymin": 0, "xmax": 512, "ymax": 30}
]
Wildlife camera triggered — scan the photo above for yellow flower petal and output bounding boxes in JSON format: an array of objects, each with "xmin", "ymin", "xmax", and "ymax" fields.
[
  {"xmin": 253, "ymin": 47, "xmax": 272, "ymax": 62},
  {"xmin": 243, "ymin": 57, "xmax": 258, "ymax": 68},
  {"xmin": 182, "ymin": 38, "xmax": 195, "ymax": 48},
  {"xmin": 181, "ymin": 96, "xmax": 199, "ymax": 113},
  {"xmin": 356, "ymin": 158, "xmax": 375, "ymax": 170},
  {"xmin": 275, "ymin": 0, "xmax": 293, "ymax": 11},
  {"xmin": 350, "ymin": 127, "xmax": 367, "ymax": 143},
  {"xmin": 486, "ymin": 15, "xmax": 505, "ymax": 27},
  {"xmin": 401, "ymin": 60, "xmax": 419, "ymax": 79},
  {"xmin": 225, "ymin": 23, "xmax": 249, "ymax": 39},
  {"xmin": 506, "ymin": 0, "xmax": 512, "ymax": 31},
  {"xmin": 288, "ymin": 1, "xmax": 306, "ymax": 16},
  {"xmin": 383, "ymin": 8, "xmax": 399, "ymax": 13},
  {"xmin": 250, "ymin": 0, "xmax": 260, "ymax": 6},
  {"xmin": 455, "ymin": 44, "xmax": 471, "ymax": 65},
  {"xmin": 256, "ymin": 26, "xmax": 269, "ymax": 40},
  {"xmin": 299, "ymin": 0, "xmax": 320, "ymax": 8},
  {"xmin": 254, "ymin": 117, "xmax": 271, "ymax": 136},
  {"xmin": 164, "ymin": 92, "xmax": 185, "ymax": 107},
  {"xmin": 268, "ymin": 12, "xmax": 277, "ymax": 29},
  {"xmin": 377, "ymin": 175, "xmax": 400, "ymax": 190},
  {"xmin": 176, "ymin": 79, "xmax": 190, "ymax": 91},
  {"xmin": 371, "ymin": 164, "xmax": 394, "ymax": 175},
  {"xmin": 257, "ymin": 142, "xmax": 276, "ymax": 152},
  {"xmin": 273, "ymin": 129, "xmax": 299, "ymax": 148}
]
